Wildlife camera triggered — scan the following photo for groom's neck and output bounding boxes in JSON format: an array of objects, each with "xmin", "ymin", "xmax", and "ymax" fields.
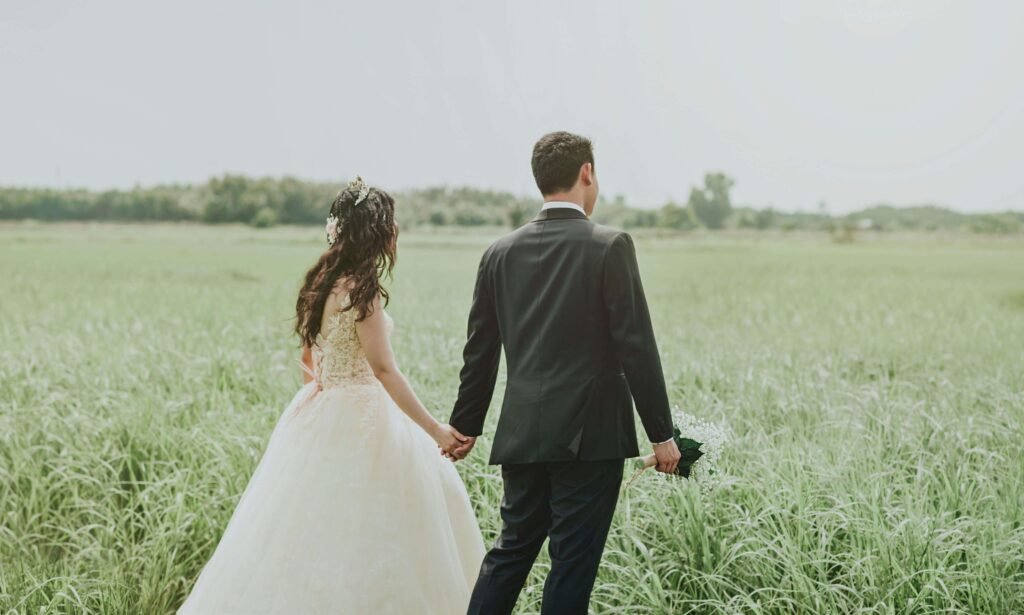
[{"xmin": 542, "ymin": 191, "xmax": 588, "ymax": 215}]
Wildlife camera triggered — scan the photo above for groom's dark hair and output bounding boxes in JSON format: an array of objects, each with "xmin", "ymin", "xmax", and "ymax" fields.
[{"xmin": 531, "ymin": 131, "xmax": 594, "ymax": 196}]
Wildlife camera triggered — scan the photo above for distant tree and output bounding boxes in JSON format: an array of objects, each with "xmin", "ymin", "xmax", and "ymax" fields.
[
  {"xmin": 627, "ymin": 210, "xmax": 659, "ymax": 228},
  {"xmin": 274, "ymin": 176, "xmax": 323, "ymax": 224},
  {"xmin": 453, "ymin": 206, "xmax": 489, "ymax": 226},
  {"xmin": 507, "ymin": 202, "xmax": 532, "ymax": 228},
  {"xmin": 6, "ymin": 175, "xmax": 1017, "ymax": 236},
  {"xmin": 755, "ymin": 208, "xmax": 776, "ymax": 229},
  {"xmin": 970, "ymin": 214, "xmax": 1021, "ymax": 234},
  {"xmin": 688, "ymin": 173, "xmax": 734, "ymax": 229},
  {"xmin": 202, "ymin": 175, "xmax": 268, "ymax": 223},
  {"xmin": 659, "ymin": 202, "xmax": 697, "ymax": 230},
  {"xmin": 831, "ymin": 220, "xmax": 857, "ymax": 243},
  {"xmin": 250, "ymin": 207, "xmax": 278, "ymax": 228}
]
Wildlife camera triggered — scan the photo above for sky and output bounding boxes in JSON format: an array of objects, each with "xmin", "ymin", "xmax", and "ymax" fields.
[{"xmin": 1, "ymin": 0, "xmax": 1022, "ymax": 213}]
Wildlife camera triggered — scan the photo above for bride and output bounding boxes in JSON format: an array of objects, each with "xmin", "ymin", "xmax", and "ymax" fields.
[{"xmin": 178, "ymin": 177, "xmax": 485, "ymax": 614}]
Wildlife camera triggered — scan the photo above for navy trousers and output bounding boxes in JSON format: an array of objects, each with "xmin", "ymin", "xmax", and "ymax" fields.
[{"xmin": 466, "ymin": 459, "xmax": 625, "ymax": 615}]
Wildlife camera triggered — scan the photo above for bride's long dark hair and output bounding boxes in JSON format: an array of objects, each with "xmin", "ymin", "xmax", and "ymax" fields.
[{"xmin": 294, "ymin": 181, "xmax": 397, "ymax": 348}]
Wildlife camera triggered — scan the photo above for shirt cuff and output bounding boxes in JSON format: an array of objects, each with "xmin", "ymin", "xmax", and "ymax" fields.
[{"xmin": 653, "ymin": 437, "xmax": 674, "ymax": 445}]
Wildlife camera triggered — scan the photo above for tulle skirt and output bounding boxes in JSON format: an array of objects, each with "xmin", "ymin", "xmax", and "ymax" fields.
[{"xmin": 178, "ymin": 380, "xmax": 486, "ymax": 614}]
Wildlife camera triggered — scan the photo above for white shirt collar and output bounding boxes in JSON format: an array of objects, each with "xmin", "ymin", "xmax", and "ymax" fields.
[{"xmin": 541, "ymin": 201, "xmax": 586, "ymax": 216}]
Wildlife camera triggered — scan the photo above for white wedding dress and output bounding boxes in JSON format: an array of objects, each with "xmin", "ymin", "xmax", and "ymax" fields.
[{"xmin": 179, "ymin": 305, "xmax": 485, "ymax": 614}]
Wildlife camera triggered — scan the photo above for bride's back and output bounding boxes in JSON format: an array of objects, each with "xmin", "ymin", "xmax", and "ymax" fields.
[{"xmin": 312, "ymin": 283, "xmax": 387, "ymax": 388}]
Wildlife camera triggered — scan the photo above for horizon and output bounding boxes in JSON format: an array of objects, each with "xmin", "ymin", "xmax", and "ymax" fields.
[
  {"xmin": 2, "ymin": 173, "xmax": 1021, "ymax": 217},
  {"xmin": 2, "ymin": 1, "xmax": 1022, "ymax": 214}
]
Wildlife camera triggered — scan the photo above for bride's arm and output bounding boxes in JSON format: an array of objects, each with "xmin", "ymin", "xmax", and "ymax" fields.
[{"xmin": 356, "ymin": 296, "xmax": 466, "ymax": 452}]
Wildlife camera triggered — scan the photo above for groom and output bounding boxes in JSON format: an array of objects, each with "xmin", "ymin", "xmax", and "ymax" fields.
[{"xmin": 446, "ymin": 131, "xmax": 681, "ymax": 614}]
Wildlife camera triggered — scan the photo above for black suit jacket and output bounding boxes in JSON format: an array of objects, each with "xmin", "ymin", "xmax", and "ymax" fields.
[{"xmin": 449, "ymin": 207, "xmax": 674, "ymax": 464}]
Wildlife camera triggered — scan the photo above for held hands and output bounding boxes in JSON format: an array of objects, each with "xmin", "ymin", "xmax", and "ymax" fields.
[
  {"xmin": 445, "ymin": 436, "xmax": 476, "ymax": 461},
  {"xmin": 432, "ymin": 423, "xmax": 476, "ymax": 462},
  {"xmin": 433, "ymin": 423, "xmax": 467, "ymax": 453},
  {"xmin": 651, "ymin": 438, "xmax": 682, "ymax": 474}
]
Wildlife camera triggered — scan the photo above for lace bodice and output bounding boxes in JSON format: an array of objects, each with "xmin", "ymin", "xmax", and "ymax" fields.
[{"xmin": 312, "ymin": 306, "xmax": 393, "ymax": 388}]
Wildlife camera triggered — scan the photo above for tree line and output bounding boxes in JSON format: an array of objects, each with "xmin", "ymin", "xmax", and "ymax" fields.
[{"xmin": 1, "ymin": 173, "xmax": 1020, "ymax": 234}]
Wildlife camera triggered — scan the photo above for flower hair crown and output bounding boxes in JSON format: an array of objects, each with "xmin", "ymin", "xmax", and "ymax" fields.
[{"xmin": 325, "ymin": 176, "xmax": 371, "ymax": 246}]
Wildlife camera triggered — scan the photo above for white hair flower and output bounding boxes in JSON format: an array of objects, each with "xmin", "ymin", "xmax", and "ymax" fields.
[{"xmin": 325, "ymin": 214, "xmax": 340, "ymax": 246}]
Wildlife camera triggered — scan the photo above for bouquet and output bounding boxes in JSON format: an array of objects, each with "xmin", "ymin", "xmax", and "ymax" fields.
[{"xmin": 628, "ymin": 408, "xmax": 729, "ymax": 495}]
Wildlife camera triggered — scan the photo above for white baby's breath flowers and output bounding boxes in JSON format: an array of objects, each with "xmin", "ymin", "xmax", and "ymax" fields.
[{"xmin": 668, "ymin": 407, "xmax": 731, "ymax": 496}]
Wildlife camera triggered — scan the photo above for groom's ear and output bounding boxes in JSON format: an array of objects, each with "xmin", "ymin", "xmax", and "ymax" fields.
[{"xmin": 581, "ymin": 162, "xmax": 595, "ymax": 186}]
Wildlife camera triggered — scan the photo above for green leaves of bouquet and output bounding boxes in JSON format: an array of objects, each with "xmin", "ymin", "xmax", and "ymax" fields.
[{"xmin": 673, "ymin": 427, "xmax": 704, "ymax": 478}]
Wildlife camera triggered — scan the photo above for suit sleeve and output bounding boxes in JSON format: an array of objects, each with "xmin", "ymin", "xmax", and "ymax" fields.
[
  {"xmin": 449, "ymin": 248, "xmax": 501, "ymax": 437},
  {"xmin": 602, "ymin": 232, "xmax": 674, "ymax": 444}
]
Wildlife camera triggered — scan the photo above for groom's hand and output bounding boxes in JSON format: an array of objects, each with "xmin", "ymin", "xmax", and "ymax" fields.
[
  {"xmin": 652, "ymin": 439, "xmax": 681, "ymax": 474},
  {"xmin": 442, "ymin": 436, "xmax": 477, "ymax": 462}
]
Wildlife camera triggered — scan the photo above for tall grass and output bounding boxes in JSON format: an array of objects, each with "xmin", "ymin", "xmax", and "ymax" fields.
[{"xmin": 1, "ymin": 223, "xmax": 1022, "ymax": 613}]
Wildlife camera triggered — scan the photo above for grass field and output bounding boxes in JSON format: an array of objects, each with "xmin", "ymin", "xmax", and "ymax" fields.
[{"xmin": 1, "ymin": 222, "xmax": 1023, "ymax": 614}]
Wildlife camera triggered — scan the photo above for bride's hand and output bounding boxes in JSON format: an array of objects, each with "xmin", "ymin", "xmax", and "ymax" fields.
[{"xmin": 432, "ymin": 423, "xmax": 468, "ymax": 454}]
